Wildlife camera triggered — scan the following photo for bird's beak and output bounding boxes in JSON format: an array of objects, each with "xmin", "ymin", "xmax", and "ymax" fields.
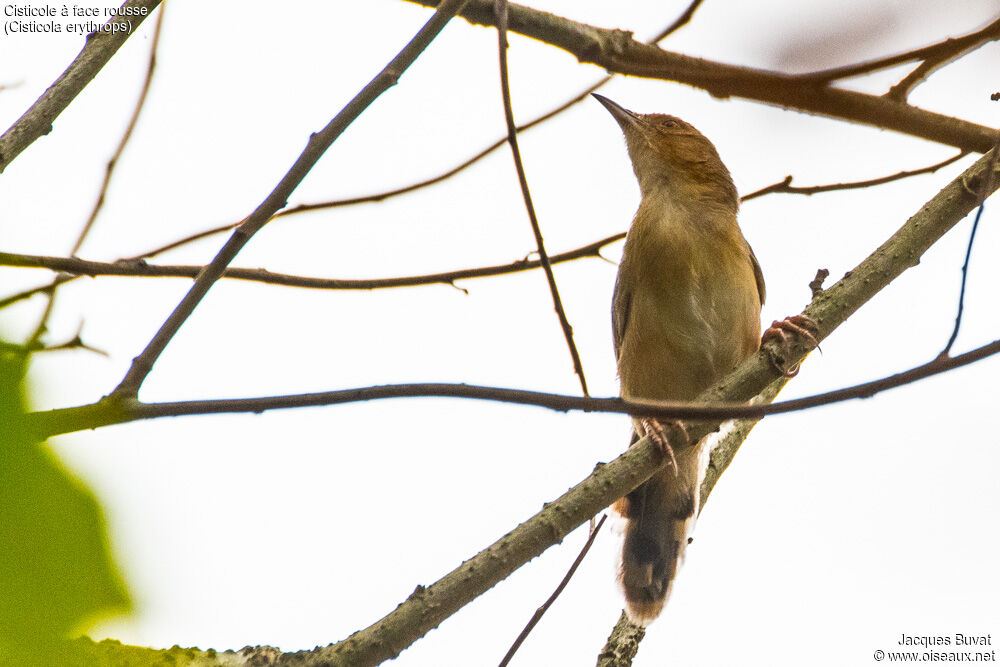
[{"xmin": 592, "ymin": 93, "xmax": 644, "ymax": 132}]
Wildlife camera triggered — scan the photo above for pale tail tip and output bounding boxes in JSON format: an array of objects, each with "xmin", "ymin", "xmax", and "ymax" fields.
[{"xmin": 624, "ymin": 598, "xmax": 665, "ymax": 627}]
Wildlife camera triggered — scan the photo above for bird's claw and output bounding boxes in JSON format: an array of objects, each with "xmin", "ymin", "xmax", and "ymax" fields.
[
  {"xmin": 638, "ymin": 418, "xmax": 687, "ymax": 477},
  {"xmin": 762, "ymin": 315, "xmax": 819, "ymax": 377}
]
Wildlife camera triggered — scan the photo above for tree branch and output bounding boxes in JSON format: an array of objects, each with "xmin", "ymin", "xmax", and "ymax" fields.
[
  {"xmin": 402, "ymin": 0, "xmax": 998, "ymax": 153},
  {"xmin": 498, "ymin": 515, "xmax": 608, "ymax": 667},
  {"xmin": 800, "ymin": 16, "xmax": 1000, "ymax": 87},
  {"xmin": 25, "ymin": 335, "xmax": 1000, "ymax": 439},
  {"xmin": 740, "ymin": 149, "xmax": 968, "ymax": 201},
  {"xmin": 0, "ymin": 232, "xmax": 625, "ymax": 291},
  {"xmin": 71, "ymin": 2, "xmax": 166, "ymax": 257},
  {"xmin": 0, "ymin": 0, "xmax": 162, "ymax": 173}
]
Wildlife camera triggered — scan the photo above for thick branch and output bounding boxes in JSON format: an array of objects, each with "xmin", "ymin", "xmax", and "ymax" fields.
[
  {"xmin": 0, "ymin": 0, "xmax": 162, "ymax": 173},
  {"xmin": 404, "ymin": 0, "xmax": 998, "ymax": 153}
]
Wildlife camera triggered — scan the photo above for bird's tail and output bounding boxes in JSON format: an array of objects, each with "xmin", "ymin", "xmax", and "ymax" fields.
[{"xmin": 615, "ymin": 463, "xmax": 698, "ymax": 625}]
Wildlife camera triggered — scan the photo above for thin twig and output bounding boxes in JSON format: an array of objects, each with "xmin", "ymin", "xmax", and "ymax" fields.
[
  {"xmin": 0, "ymin": 274, "xmax": 75, "ymax": 311},
  {"xmin": 498, "ymin": 515, "xmax": 608, "ymax": 667},
  {"xmin": 740, "ymin": 150, "xmax": 968, "ymax": 202},
  {"xmin": 797, "ymin": 16, "xmax": 1000, "ymax": 84},
  {"xmin": 0, "ymin": 326, "xmax": 108, "ymax": 357},
  {"xmin": 494, "ymin": 0, "xmax": 588, "ymax": 396},
  {"xmin": 26, "ymin": 336, "xmax": 1000, "ymax": 438},
  {"xmin": 72, "ymin": 4, "xmax": 166, "ymax": 257},
  {"xmin": 647, "ymin": 0, "xmax": 704, "ymax": 43},
  {"xmin": 110, "ymin": 0, "xmax": 472, "ymax": 398},
  {"xmin": 939, "ymin": 140, "xmax": 1000, "ymax": 358},
  {"xmin": 0, "ymin": 233, "xmax": 626, "ymax": 291}
]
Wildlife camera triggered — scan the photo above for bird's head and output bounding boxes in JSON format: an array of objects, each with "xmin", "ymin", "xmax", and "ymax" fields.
[{"xmin": 593, "ymin": 93, "xmax": 738, "ymax": 212}]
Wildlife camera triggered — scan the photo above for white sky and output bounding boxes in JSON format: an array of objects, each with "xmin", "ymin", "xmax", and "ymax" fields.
[{"xmin": 2, "ymin": 1, "xmax": 999, "ymax": 665}]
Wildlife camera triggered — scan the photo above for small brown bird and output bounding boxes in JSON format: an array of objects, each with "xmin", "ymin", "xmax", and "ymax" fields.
[{"xmin": 594, "ymin": 94, "xmax": 766, "ymax": 624}]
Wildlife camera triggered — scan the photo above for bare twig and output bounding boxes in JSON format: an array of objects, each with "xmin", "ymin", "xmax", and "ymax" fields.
[
  {"xmin": 799, "ymin": 16, "xmax": 1000, "ymax": 85},
  {"xmin": 72, "ymin": 3, "xmax": 166, "ymax": 256},
  {"xmin": 0, "ymin": 232, "xmax": 626, "ymax": 291},
  {"xmin": 0, "ymin": 0, "xmax": 163, "ymax": 172},
  {"xmin": 741, "ymin": 150, "xmax": 968, "ymax": 201},
  {"xmin": 110, "ymin": 0, "xmax": 472, "ymax": 397},
  {"xmin": 0, "ymin": 326, "xmax": 108, "ymax": 357},
  {"xmin": 939, "ymin": 140, "xmax": 1000, "ymax": 358},
  {"xmin": 498, "ymin": 515, "xmax": 608, "ymax": 667},
  {"xmin": 494, "ymin": 0, "xmax": 588, "ymax": 395},
  {"xmin": 26, "ymin": 336, "xmax": 1000, "ymax": 438},
  {"xmin": 647, "ymin": 0, "xmax": 704, "ymax": 43},
  {"xmin": 0, "ymin": 274, "xmax": 75, "ymax": 310}
]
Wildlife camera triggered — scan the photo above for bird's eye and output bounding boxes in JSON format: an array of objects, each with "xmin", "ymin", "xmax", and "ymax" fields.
[{"xmin": 660, "ymin": 119, "xmax": 678, "ymax": 130}]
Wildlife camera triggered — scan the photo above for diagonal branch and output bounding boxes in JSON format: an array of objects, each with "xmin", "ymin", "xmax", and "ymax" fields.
[
  {"xmin": 72, "ymin": 3, "xmax": 167, "ymax": 257},
  {"xmin": 498, "ymin": 514, "xmax": 608, "ymax": 667},
  {"xmin": 110, "ymin": 0, "xmax": 472, "ymax": 397},
  {"xmin": 403, "ymin": 0, "xmax": 998, "ymax": 153},
  {"xmin": 0, "ymin": 0, "xmax": 163, "ymax": 173}
]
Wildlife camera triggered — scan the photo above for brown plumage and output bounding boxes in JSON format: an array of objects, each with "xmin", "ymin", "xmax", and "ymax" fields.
[{"xmin": 594, "ymin": 94, "xmax": 764, "ymax": 624}]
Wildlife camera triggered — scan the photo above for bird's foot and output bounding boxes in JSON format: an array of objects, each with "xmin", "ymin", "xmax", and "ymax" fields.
[
  {"xmin": 638, "ymin": 418, "xmax": 688, "ymax": 477},
  {"xmin": 762, "ymin": 315, "xmax": 819, "ymax": 377}
]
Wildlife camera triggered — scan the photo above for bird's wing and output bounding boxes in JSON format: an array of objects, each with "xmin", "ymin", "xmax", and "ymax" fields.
[
  {"xmin": 611, "ymin": 270, "xmax": 632, "ymax": 362},
  {"xmin": 746, "ymin": 241, "xmax": 766, "ymax": 306}
]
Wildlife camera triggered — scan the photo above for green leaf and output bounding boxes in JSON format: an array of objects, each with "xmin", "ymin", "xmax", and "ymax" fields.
[{"xmin": 0, "ymin": 347, "xmax": 131, "ymax": 658}]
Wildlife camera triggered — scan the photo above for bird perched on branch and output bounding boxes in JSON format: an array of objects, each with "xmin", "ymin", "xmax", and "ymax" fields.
[{"xmin": 594, "ymin": 94, "xmax": 813, "ymax": 624}]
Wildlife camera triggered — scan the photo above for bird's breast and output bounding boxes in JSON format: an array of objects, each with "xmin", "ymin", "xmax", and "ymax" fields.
[{"xmin": 616, "ymin": 205, "xmax": 761, "ymax": 402}]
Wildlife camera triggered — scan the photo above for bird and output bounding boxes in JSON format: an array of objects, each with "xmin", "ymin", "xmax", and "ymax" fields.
[{"xmin": 594, "ymin": 93, "xmax": 812, "ymax": 625}]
